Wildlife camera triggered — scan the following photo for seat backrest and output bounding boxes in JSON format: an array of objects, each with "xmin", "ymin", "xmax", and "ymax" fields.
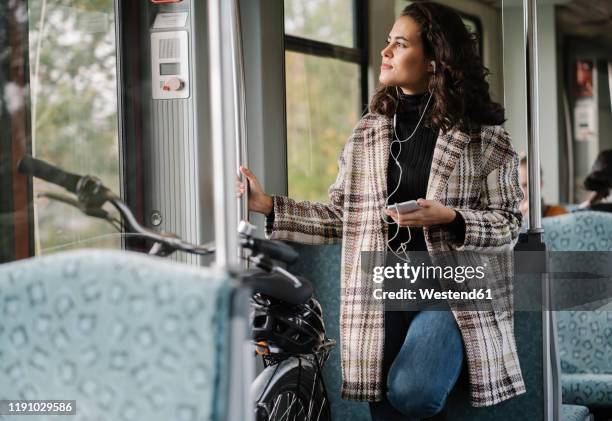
[
  {"xmin": 543, "ymin": 211, "xmax": 612, "ymax": 377},
  {"xmin": 288, "ymin": 244, "xmax": 544, "ymax": 421},
  {"xmin": 0, "ymin": 250, "xmax": 232, "ymax": 421},
  {"xmin": 554, "ymin": 310, "xmax": 612, "ymax": 374},
  {"xmin": 543, "ymin": 211, "xmax": 612, "ymax": 252}
]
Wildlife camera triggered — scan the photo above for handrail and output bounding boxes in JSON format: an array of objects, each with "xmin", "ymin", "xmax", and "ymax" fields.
[
  {"xmin": 208, "ymin": 0, "xmax": 241, "ymax": 267},
  {"xmin": 229, "ymin": 0, "xmax": 250, "ymax": 227},
  {"xmin": 523, "ymin": 1, "xmax": 559, "ymax": 420},
  {"xmin": 208, "ymin": 2, "xmax": 255, "ymax": 419},
  {"xmin": 524, "ymin": 0, "xmax": 543, "ymax": 233}
]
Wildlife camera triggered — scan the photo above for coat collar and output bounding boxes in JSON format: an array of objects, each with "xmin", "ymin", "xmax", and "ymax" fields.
[{"xmin": 370, "ymin": 116, "xmax": 471, "ymax": 203}]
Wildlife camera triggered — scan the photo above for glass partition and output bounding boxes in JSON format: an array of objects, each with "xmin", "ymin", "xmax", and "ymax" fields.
[{"xmin": 27, "ymin": 0, "xmax": 120, "ymax": 254}]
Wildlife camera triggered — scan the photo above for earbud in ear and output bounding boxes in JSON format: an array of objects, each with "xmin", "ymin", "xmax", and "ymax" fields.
[{"xmin": 430, "ymin": 60, "xmax": 436, "ymax": 74}]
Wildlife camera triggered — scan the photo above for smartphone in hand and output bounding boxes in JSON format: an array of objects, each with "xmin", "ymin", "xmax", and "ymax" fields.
[{"xmin": 386, "ymin": 200, "xmax": 421, "ymax": 214}]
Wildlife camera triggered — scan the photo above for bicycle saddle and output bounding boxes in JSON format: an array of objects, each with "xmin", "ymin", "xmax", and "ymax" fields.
[{"xmin": 243, "ymin": 271, "xmax": 313, "ymax": 305}]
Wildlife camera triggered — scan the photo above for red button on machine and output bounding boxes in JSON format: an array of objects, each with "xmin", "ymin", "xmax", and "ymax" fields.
[{"xmin": 162, "ymin": 77, "xmax": 185, "ymax": 92}]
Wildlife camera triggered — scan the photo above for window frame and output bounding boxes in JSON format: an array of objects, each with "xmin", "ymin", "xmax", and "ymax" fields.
[
  {"xmin": 282, "ymin": 0, "xmax": 369, "ymax": 201},
  {"xmin": 283, "ymin": 0, "xmax": 369, "ymax": 122},
  {"xmin": 1, "ymin": 0, "xmax": 34, "ymax": 262}
]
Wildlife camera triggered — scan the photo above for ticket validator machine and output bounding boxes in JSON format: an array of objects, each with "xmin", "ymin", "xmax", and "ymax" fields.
[{"xmin": 119, "ymin": 0, "xmax": 213, "ymax": 265}]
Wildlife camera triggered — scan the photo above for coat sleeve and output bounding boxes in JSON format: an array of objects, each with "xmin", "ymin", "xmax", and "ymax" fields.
[
  {"xmin": 451, "ymin": 128, "xmax": 524, "ymax": 252},
  {"xmin": 264, "ymin": 137, "xmax": 354, "ymax": 245}
]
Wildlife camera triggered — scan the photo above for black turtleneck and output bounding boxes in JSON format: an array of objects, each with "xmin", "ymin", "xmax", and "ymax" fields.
[{"xmin": 387, "ymin": 91, "xmax": 464, "ymax": 252}]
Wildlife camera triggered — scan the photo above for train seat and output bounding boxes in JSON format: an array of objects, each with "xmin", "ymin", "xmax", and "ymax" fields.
[
  {"xmin": 288, "ymin": 243, "xmax": 583, "ymax": 420},
  {"xmin": 563, "ymin": 404, "xmax": 594, "ymax": 421},
  {"xmin": 563, "ymin": 372, "xmax": 612, "ymax": 408},
  {"xmin": 544, "ymin": 210, "xmax": 612, "ymax": 252},
  {"xmin": 0, "ymin": 249, "xmax": 234, "ymax": 421},
  {"xmin": 543, "ymin": 211, "xmax": 612, "ymax": 409}
]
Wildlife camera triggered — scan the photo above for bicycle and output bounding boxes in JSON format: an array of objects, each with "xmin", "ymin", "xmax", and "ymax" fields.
[{"xmin": 17, "ymin": 154, "xmax": 335, "ymax": 421}]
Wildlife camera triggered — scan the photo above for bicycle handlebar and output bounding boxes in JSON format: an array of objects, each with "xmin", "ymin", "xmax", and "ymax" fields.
[
  {"xmin": 108, "ymin": 197, "xmax": 214, "ymax": 255},
  {"xmin": 18, "ymin": 154, "xmax": 81, "ymax": 193},
  {"xmin": 16, "ymin": 155, "xmax": 298, "ymax": 266},
  {"xmin": 18, "ymin": 154, "xmax": 304, "ymax": 294},
  {"xmin": 17, "ymin": 154, "xmax": 214, "ymax": 256}
]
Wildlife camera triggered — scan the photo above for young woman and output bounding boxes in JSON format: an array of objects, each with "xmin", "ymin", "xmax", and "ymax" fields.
[{"xmin": 238, "ymin": 2, "xmax": 525, "ymax": 419}]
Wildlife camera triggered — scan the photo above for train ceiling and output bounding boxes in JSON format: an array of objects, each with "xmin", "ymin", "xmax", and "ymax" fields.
[
  {"xmin": 475, "ymin": 0, "xmax": 612, "ymax": 49},
  {"xmin": 556, "ymin": 0, "xmax": 612, "ymax": 48}
]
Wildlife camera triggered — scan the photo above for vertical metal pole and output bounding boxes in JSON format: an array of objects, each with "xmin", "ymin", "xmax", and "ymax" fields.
[
  {"xmin": 208, "ymin": 3, "xmax": 254, "ymax": 421},
  {"xmin": 229, "ymin": 0, "xmax": 250, "ymax": 225},
  {"xmin": 524, "ymin": 2, "xmax": 558, "ymax": 420},
  {"xmin": 524, "ymin": 0, "xmax": 542, "ymax": 233},
  {"xmin": 208, "ymin": 0, "xmax": 240, "ymax": 267}
]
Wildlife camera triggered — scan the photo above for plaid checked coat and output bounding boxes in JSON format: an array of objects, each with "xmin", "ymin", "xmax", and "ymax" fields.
[{"xmin": 265, "ymin": 112, "xmax": 526, "ymax": 407}]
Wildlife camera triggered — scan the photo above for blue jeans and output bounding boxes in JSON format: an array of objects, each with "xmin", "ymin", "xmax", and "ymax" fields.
[{"xmin": 369, "ymin": 310, "xmax": 465, "ymax": 420}]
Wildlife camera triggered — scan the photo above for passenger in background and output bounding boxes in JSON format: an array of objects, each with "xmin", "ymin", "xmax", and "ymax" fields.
[
  {"xmin": 579, "ymin": 149, "xmax": 612, "ymax": 213},
  {"xmin": 518, "ymin": 155, "xmax": 567, "ymax": 219}
]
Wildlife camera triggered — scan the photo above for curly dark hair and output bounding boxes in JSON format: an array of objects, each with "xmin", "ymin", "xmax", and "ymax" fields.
[
  {"xmin": 370, "ymin": 1, "xmax": 505, "ymax": 132},
  {"xmin": 583, "ymin": 149, "xmax": 612, "ymax": 203}
]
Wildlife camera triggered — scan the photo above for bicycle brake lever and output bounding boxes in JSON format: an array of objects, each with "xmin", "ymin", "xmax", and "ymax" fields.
[
  {"xmin": 248, "ymin": 254, "xmax": 302, "ymax": 289},
  {"xmin": 271, "ymin": 265, "xmax": 303, "ymax": 289},
  {"xmin": 148, "ymin": 241, "xmax": 177, "ymax": 257},
  {"xmin": 38, "ymin": 191, "xmax": 114, "ymax": 220},
  {"xmin": 37, "ymin": 191, "xmax": 80, "ymax": 207}
]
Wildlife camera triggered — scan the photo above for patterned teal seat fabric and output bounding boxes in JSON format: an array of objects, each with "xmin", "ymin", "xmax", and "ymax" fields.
[
  {"xmin": 556, "ymin": 310, "xmax": 612, "ymax": 376},
  {"xmin": 0, "ymin": 250, "xmax": 232, "ymax": 421},
  {"xmin": 543, "ymin": 211, "xmax": 612, "ymax": 251},
  {"xmin": 289, "ymin": 245, "xmax": 546, "ymax": 420},
  {"xmin": 562, "ymin": 374, "xmax": 612, "ymax": 407},
  {"xmin": 543, "ymin": 211, "xmax": 612, "ymax": 408},
  {"xmin": 562, "ymin": 404, "xmax": 592, "ymax": 421}
]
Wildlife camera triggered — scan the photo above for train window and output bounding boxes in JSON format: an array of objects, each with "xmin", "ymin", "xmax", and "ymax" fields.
[
  {"xmin": 284, "ymin": 0, "xmax": 354, "ymax": 48},
  {"xmin": 27, "ymin": 0, "xmax": 120, "ymax": 254},
  {"xmin": 284, "ymin": 1, "xmax": 367, "ymax": 202},
  {"xmin": 285, "ymin": 52, "xmax": 361, "ymax": 201}
]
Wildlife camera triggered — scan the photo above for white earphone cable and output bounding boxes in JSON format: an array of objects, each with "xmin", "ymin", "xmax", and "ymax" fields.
[{"xmin": 383, "ymin": 87, "xmax": 434, "ymax": 263}]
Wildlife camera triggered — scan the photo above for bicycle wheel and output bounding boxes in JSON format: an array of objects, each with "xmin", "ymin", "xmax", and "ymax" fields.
[{"xmin": 252, "ymin": 356, "xmax": 331, "ymax": 421}]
